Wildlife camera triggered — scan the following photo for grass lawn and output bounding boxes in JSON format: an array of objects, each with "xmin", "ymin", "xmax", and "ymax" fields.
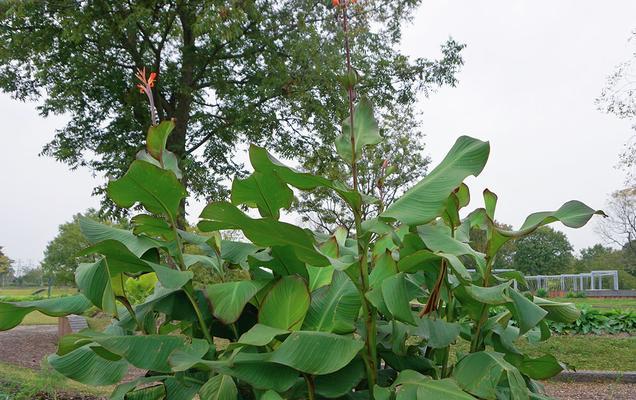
[
  {"xmin": 453, "ymin": 335, "xmax": 636, "ymax": 372},
  {"xmin": 0, "ymin": 362, "xmax": 109, "ymax": 400},
  {"xmin": 0, "ymin": 287, "xmax": 78, "ymax": 297},
  {"xmin": 553, "ymin": 297, "xmax": 636, "ymax": 312}
]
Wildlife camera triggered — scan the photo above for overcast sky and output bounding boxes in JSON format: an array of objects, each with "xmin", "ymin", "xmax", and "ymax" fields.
[{"xmin": 1, "ymin": 0, "xmax": 635, "ymax": 265}]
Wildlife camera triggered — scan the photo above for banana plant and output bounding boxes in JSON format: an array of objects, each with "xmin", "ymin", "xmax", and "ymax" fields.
[{"xmin": 0, "ymin": 3, "xmax": 606, "ymax": 400}]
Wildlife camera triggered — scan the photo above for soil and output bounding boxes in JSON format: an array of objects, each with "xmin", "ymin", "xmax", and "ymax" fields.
[
  {"xmin": 0, "ymin": 325, "xmax": 57, "ymax": 369},
  {"xmin": 1, "ymin": 326, "xmax": 634, "ymax": 399},
  {"xmin": 544, "ymin": 381, "xmax": 635, "ymax": 399}
]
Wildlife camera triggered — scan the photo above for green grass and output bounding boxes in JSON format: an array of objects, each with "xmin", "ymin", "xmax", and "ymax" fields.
[
  {"xmin": 19, "ymin": 311, "xmax": 59, "ymax": 325},
  {"xmin": 0, "ymin": 362, "xmax": 109, "ymax": 400},
  {"xmin": 553, "ymin": 297, "xmax": 636, "ymax": 312},
  {"xmin": 0, "ymin": 287, "xmax": 77, "ymax": 297},
  {"xmin": 453, "ymin": 335, "xmax": 636, "ymax": 372}
]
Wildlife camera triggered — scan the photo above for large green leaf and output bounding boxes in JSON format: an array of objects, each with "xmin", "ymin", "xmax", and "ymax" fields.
[
  {"xmin": 237, "ymin": 324, "xmax": 289, "ymax": 346},
  {"xmin": 75, "ymin": 259, "xmax": 119, "ymax": 316},
  {"xmin": 90, "ymin": 335, "xmax": 208, "ymax": 373},
  {"xmin": 206, "ymin": 280, "xmax": 267, "ymax": 324},
  {"xmin": 111, "ymin": 376, "xmax": 171, "ymax": 400},
  {"xmin": 0, "ymin": 295, "xmax": 92, "ymax": 331},
  {"xmin": 418, "ymin": 224, "xmax": 485, "ymax": 275},
  {"xmin": 382, "ymin": 273, "xmax": 416, "ymax": 325},
  {"xmin": 413, "ymin": 318, "xmax": 461, "ymax": 349},
  {"xmin": 146, "ymin": 121, "xmax": 173, "ymax": 161},
  {"xmin": 464, "ymin": 282, "xmax": 512, "ymax": 305},
  {"xmin": 415, "ymin": 379, "xmax": 475, "ymax": 399},
  {"xmin": 518, "ymin": 354, "xmax": 563, "ymax": 380},
  {"xmin": 199, "ymin": 374, "xmax": 237, "ymax": 400},
  {"xmin": 314, "ymin": 359, "xmax": 365, "ymax": 398},
  {"xmin": 199, "ymin": 202, "xmax": 330, "ymax": 267},
  {"xmin": 454, "ymin": 352, "xmax": 528, "ymax": 400},
  {"xmin": 532, "ymin": 297, "xmax": 580, "ymax": 323},
  {"xmin": 231, "ymin": 171, "xmax": 293, "ymax": 219},
  {"xmin": 80, "ymin": 217, "xmax": 159, "ymax": 257},
  {"xmin": 335, "ymin": 98, "xmax": 382, "ymax": 163},
  {"xmin": 248, "ymin": 144, "xmax": 363, "ymax": 209},
  {"xmin": 270, "ymin": 331, "xmax": 364, "ymax": 375},
  {"xmin": 507, "ymin": 289, "xmax": 547, "ymax": 334},
  {"xmin": 381, "ymin": 136, "xmax": 490, "ymax": 225},
  {"xmin": 48, "ymin": 345, "xmax": 128, "ymax": 386},
  {"xmin": 259, "ymin": 275, "xmax": 310, "ymax": 330},
  {"xmin": 108, "ymin": 160, "xmax": 187, "ymax": 221},
  {"xmin": 303, "ymin": 271, "xmax": 360, "ymax": 333}
]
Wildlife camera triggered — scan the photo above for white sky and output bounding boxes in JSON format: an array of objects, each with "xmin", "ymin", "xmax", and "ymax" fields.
[{"xmin": 1, "ymin": 0, "xmax": 635, "ymax": 264}]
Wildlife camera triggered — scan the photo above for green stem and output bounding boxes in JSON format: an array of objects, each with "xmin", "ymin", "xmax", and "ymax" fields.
[
  {"xmin": 470, "ymin": 257, "xmax": 494, "ymax": 352},
  {"xmin": 304, "ymin": 374, "xmax": 316, "ymax": 400},
  {"xmin": 169, "ymin": 217, "xmax": 214, "ymax": 345}
]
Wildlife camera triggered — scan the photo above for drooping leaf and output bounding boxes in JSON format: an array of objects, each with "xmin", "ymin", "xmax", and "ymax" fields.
[
  {"xmin": 75, "ymin": 259, "xmax": 118, "ymax": 316},
  {"xmin": 131, "ymin": 214, "xmax": 175, "ymax": 240},
  {"xmin": 454, "ymin": 352, "xmax": 528, "ymax": 400},
  {"xmin": 518, "ymin": 354, "xmax": 563, "ymax": 380},
  {"xmin": 335, "ymin": 98, "xmax": 382, "ymax": 163},
  {"xmin": 532, "ymin": 297, "xmax": 580, "ymax": 323},
  {"xmin": 381, "ymin": 136, "xmax": 490, "ymax": 225},
  {"xmin": 259, "ymin": 275, "xmax": 310, "ymax": 331},
  {"xmin": 0, "ymin": 295, "xmax": 92, "ymax": 331},
  {"xmin": 507, "ymin": 290, "xmax": 547, "ymax": 335},
  {"xmin": 108, "ymin": 160, "xmax": 187, "ymax": 221},
  {"xmin": 413, "ymin": 318, "xmax": 461, "ymax": 349},
  {"xmin": 79, "ymin": 217, "xmax": 159, "ymax": 257},
  {"xmin": 48, "ymin": 345, "xmax": 128, "ymax": 386},
  {"xmin": 269, "ymin": 331, "xmax": 364, "ymax": 375},
  {"xmin": 231, "ymin": 171, "xmax": 293, "ymax": 219},
  {"xmin": 206, "ymin": 280, "xmax": 267, "ymax": 324},
  {"xmin": 418, "ymin": 224, "xmax": 485, "ymax": 275},
  {"xmin": 111, "ymin": 376, "xmax": 171, "ymax": 400},
  {"xmin": 199, "ymin": 202, "xmax": 330, "ymax": 267},
  {"xmin": 464, "ymin": 282, "xmax": 512, "ymax": 305},
  {"xmin": 199, "ymin": 374, "xmax": 237, "ymax": 400}
]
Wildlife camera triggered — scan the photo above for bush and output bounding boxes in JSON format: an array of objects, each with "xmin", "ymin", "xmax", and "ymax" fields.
[
  {"xmin": 565, "ymin": 291, "xmax": 587, "ymax": 298},
  {"xmin": 536, "ymin": 288, "xmax": 548, "ymax": 297}
]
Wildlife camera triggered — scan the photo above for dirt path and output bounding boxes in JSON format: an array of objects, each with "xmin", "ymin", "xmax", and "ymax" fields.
[
  {"xmin": 0, "ymin": 326, "xmax": 634, "ymax": 399},
  {"xmin": 544, "ymin": 382, "xmax": 635, "ymax": 399},
  {"xmin": 0, "ymin": 325, "xmax": 58, "ymax": 369}
]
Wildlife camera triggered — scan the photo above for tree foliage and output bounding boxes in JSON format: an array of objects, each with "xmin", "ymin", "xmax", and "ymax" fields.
[
  {"xmin": 41, "ymin": 210, "xmax": 108, "ymax": 285},
  {"xmin": 574, "ymin": 244, "xmax": 636, "ymax": 289},
  {"xmin": 0, "ymin": 0, "xmax": 464, "ymax": 214},
  {"xmin": 511, "ymin": 227, "xmax": 574, "ymax": 276},
  {"xmin": 0, "ymin": 246, "xmax": 14, "ymax": 286}
]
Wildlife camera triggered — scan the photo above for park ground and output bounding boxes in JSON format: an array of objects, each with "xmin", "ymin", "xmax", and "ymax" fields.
[{"xmin": 0, "ymin": 287, "xmax": 634, "ymax": 399}]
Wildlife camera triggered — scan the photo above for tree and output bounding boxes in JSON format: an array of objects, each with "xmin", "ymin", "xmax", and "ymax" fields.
[
  {"xmin": 298, "ymin": 109, "xmax": 431, "ymax": 232},
  {"xmin": 597, "ymin": 188, "xmax": 636, "ymax": 250},
  {"xmin": 41, "ymin": 211, "xmax": 99, "ymax": 285},
  {"xmin": 469, "ymin": 222, "xmax": 516, "ymax": 270},
  {"xmin": 512, "ymin": 226, "xmax": 574, "ymax": 275},
  {"xmin": 573, "ymin": 244, "xmax": 636, "ymax": 289},
  {"xmin": 0, "ymin": 246, "xmax": 14, "ymax": 287},
  {"xmin": 0, "ymin": 0, "xmax": 464, "ymax": 218},
  {"xmin": 597, "ymin": 30, "xmax": 636, "ymax": 180}
]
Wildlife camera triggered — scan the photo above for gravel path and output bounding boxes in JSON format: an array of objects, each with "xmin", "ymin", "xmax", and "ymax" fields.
[
  {"xmin": 0, "ymin": 325, "xmax": 58, "ymax": 369},
  {"xmin": 544, "ymin": 382, "xmax": 635, "ymax": 399}
]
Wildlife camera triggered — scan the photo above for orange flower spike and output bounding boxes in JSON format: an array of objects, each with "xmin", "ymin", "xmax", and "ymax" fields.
[
  {"xmin": 148, "ymin": 72, "xmax": 157, "ymax": 88},
  {"xmin": 332, "ymin": 0, "xmax": 340, "ymax": 7}
]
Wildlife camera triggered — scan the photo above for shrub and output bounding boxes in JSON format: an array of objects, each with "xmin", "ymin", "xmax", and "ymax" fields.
[
  {"xmin": 565, "ymin": 291, "xmax": 587, "ymax": 298},
  {"xmin": 549, "ymin": 308, "xmax": 636, "ymax": 335},
  {"xmin": 536, "ymin": 288, "xmax": 549, "ymax": 297}
]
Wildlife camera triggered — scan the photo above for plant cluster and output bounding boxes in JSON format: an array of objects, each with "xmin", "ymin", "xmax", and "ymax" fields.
[
  {"xmin": 0, "ymin": 2, "xmax": 606, "ymax": 399},
  {"xmin": 548, "ymin": 308, "xmax": 636, "ymax": 335}
]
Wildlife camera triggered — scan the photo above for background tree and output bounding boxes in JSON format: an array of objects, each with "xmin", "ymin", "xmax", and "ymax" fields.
[
  {"xmin": 0, "ymin": 246, "xmax": 14, "ymax": 287},
  {"xmin": 597, "ymin": 188, "xmax": 636, "ymax": 251},
  {"xmin": 41, "ymin": 211, "xmax": 104, "ymax": 285},
  {"xmin": 298, "ymin": 109, "xmax": 431, "ymax": 232},
  {"xmin": 597, "ymin": 29, "xmax": 636, "ymax": 181},
  {"xmin": 0, "ymin": 0, "xmax": 464, "ymax": 219},
  {"xmin": 468, "ymin": 222, "xmax": 516, "ymax": 270},
  {"xmin": 512, "ymin": 226, "xmax": 574, "ymax": 275},
  {"xmin": 573, "ymin": 244, "xmax": 636, "ymax": 289}
]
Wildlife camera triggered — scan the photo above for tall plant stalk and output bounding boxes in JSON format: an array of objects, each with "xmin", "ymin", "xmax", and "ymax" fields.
[{"xmin": 337, "ymin": 0, "xmax": 378, "ymax": 394}]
